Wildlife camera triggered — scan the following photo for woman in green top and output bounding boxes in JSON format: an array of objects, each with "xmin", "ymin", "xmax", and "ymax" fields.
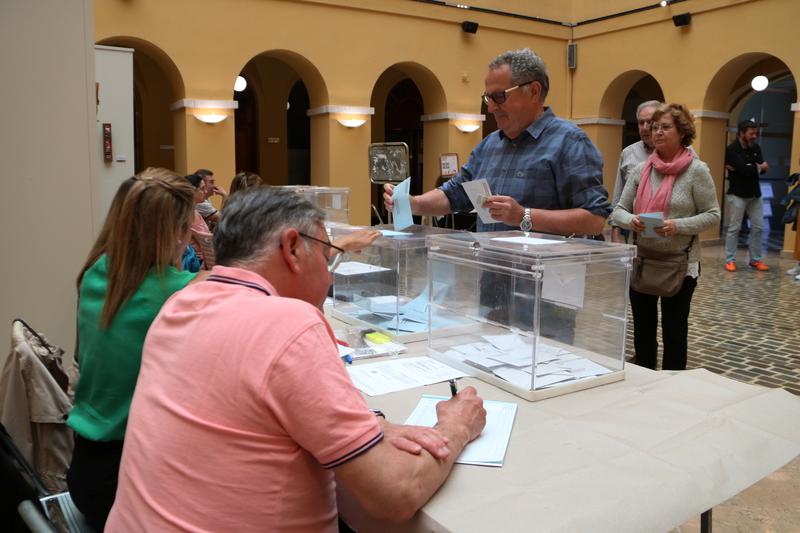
[{"xmin": 66, "ymin": 168, "xmax": 196, "ymax": 529}]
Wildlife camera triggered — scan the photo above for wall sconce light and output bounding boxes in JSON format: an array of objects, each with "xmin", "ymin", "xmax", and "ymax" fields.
[
  {"xmin": 751, "ymin": 75, "xmax": 768, "ymax": 92},
  {"xmin": 193, "ymin": 113, "xmax": 228, "ymax": 124},
  {"xmin": 337, "ymin": 118, "xmax": 367, "ymax": 128},
  {"xmin": 455, "ymin": 123, "xmax": 481, "ymax": 133},
  {"xmin": 171, "ymin": 99, "xmax": 239, "ymax": 124}
]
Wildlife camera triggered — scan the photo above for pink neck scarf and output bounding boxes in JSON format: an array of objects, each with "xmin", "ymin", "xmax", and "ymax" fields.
[{"xmin": 634, "ymin": 148, "xmax": 693, "ymax": 215}]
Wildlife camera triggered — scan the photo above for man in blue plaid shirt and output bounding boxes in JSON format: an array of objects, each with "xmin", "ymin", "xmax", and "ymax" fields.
[{"xmin": 384, "ymin": 48, "xmax": 610, "ymax": 236}]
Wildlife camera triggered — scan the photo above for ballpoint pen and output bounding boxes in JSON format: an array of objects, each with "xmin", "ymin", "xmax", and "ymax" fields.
[{"xmin": 449, "ymin": 379, "xmax": 458, "ymax": 397}]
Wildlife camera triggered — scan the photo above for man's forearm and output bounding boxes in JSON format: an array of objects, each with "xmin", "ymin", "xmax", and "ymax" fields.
[
  {"xmin": 335, "ymin": 419, "xmax": 473, "ymax": 523},
  {"xmin": 531, "ymin": 208, "xmax": 606, "ymax": 236},
  {"xmin": 410, "ymin": 189, "xmax": 452, "ymax": 216}
]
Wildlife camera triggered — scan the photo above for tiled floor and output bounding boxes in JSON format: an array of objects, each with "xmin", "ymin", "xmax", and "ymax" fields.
[{"xmin": 629, "ymin": 244, "xmax": 800, "ymax": 532}]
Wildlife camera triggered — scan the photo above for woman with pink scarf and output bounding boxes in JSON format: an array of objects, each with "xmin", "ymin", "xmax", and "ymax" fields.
[{"xmin": 610, "ymin": 103, "xmax": 720, "ymax": 370}]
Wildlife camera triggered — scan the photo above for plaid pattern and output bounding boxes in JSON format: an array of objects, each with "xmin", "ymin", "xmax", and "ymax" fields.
[{"xmin": 440, "ymin": 107, "xmax": 611, "ymax": 232}]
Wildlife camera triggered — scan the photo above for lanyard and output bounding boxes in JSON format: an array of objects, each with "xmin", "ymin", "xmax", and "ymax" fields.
[{"xmin": 206, "ymin": 274, "xmax": 271, "ymax": 297}]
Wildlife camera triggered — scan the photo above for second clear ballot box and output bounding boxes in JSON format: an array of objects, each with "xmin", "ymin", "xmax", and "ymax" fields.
[
  {"xmin": 425, "ymin": 231, "xmax": 636, "ymax": 401},
  {"xmin": 276, "ymin": 185, "xmax": 350, "ymax": 225},
  {"xmin": 329, "ymin": 224, "xmax": 465, "ymax": 342}
]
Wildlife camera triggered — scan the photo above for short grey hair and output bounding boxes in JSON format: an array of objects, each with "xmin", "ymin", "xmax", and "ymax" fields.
[
  {"xmin": 489, "ymin": 48, "xmax": 549, "ymax": 100},
  {"xmin": 214, "ymin": 187, "xmax": 325, "ymax": 266},
  {"xmin": 636, "ymin": 100, "xmax": 661, "ymax": 118}
]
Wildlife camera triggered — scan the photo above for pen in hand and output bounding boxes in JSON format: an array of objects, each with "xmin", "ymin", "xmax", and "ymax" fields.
[{"xmin": 449, "ymin": 379, "xmax": 458, "ymax": 397}]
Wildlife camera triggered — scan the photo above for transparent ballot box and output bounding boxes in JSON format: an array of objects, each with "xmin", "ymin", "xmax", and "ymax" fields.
[
  {"xmin": 330, "ymin": 224, "xmax": 465, "ymax": 342},
  {"xmin": 275, "ymin": 185, "xmax": 350, "ymax": 224},
  {"xmin": 426, "ymin": 231, "xmax": 636, "ymax": 401}
]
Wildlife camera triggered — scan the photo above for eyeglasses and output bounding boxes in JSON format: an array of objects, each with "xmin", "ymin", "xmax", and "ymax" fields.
[
  {"xmin": 651, "ymin": 122, "xmax": 675, "ymax": 132},
  {"xmin": 481, "ymin": 80, "xmax": 534, "ymax": 105},
  {"xmin": 298, "ymin": 232, "xmax": 346, "ymax": 272}
]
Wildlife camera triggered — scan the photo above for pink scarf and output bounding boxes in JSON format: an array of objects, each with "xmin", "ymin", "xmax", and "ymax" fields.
[{"xmin": 633, "ymin": 148, "xmax": 693, "ymax": 215}]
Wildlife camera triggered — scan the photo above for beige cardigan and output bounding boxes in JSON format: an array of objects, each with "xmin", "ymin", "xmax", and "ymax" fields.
[{"xmin": 609, "ymin": 158, "xmax": 721, "ymax": 263}]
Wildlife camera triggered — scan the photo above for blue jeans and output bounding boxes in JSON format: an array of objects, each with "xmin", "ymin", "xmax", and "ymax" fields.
[{"xmin": 724, "ymin": 194, "xmax": 764, "ymax": 263}]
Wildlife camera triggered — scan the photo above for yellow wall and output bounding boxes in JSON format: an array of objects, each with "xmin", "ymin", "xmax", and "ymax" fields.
[{"xmin": 94, "ymin": 0, "xmax": 800, "ymax": 247}]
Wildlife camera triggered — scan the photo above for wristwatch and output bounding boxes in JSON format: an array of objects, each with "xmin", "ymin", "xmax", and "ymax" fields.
[{"xmin": 520, "ymin": 208, "xmax": 532, "ymax": 232}]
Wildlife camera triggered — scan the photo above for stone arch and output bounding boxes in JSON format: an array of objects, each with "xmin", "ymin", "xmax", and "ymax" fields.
[
  {"xmin": 598, "ymin": 70, "xmax": 664, "ymax": 119},
  {"xmin": 96, "ymin": 36, "xmax": 184, "ymax": 99},
  {"xmin": 703, "ymin": 53, "xmax": 794, "ymax": 113}
]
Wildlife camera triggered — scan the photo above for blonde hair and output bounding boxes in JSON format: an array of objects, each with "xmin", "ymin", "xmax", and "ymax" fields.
[
  {"xmin": 99, "ymin": 167, "xmax": 194, "ymax": 328},
  {"xmin": 77, "ymin": 176, "xmax": 136, "ymax": 289},
  {"xmin": 229, "ymin": 171, "xmax": 263, "ymax": 196}
]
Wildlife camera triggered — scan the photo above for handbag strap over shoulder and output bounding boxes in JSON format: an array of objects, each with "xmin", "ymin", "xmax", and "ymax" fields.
[{"xmin": 633, "ymin": 233, "xmax": 696, "ymax": 259}]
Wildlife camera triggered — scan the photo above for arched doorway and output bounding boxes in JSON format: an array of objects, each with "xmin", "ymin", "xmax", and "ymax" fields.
[
  {"xmin": 597, "ymin": 70, "xmax": 665, "ymax": 198},
  {"xmin": 286, "ymin": 81, "xmax": 310, "ymax": 185},
  {"xmin": 620, "ymin": 75, "xmax": 664, "ymax": 148},
  {"xmin": 96, "ymin": 37, "xmax": 184, "ymax": 173},
  {"xmin": 370, "ymin": 63, "xmax": 447, "ymax": 225},
  {"xmin": 233, "ymin": 51, "xmax": 326, "ymax": 186},
  {"xmin": 234, "ymin": 78, "xmax": 258, "ymax": 174},
  {"xmin": 705, "ymin": 54, "xmax": 796, "ymax": 251},
  {"xmin": 385, "ymin": 79, "xmax": 424, "ymax": 197}
]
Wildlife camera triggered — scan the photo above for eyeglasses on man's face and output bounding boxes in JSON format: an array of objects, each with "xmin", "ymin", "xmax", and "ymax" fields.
[
  {"xmin": 298, "ymin": 232, "xmax": 346, "ymax": 272},
  {"xmin": 481, "ymin": 80, "xmax": 534, "ymax": 105}
]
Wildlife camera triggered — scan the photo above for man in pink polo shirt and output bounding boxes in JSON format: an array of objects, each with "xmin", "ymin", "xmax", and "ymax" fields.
[{"xmin": 106, "ymin": 188, "xmax": 486, "ymax": 532}]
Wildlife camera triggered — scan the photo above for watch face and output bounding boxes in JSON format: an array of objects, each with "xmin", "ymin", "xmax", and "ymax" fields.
[{"xmin": 520, "ymin": 216, "xmax": 532, "ymax": 232}]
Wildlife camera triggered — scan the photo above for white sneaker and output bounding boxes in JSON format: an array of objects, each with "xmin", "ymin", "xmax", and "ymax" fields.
[
  {"xmin": 789, "ymin": 264, "xmax": 800, "ymax": 276},
  {"xmin": 796, "ymin": 273, "xmax": 800, "ymax": 281}
]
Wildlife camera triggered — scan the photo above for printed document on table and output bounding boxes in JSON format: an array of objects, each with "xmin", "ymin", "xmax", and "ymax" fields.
[
  {"xmin": 347, "ymin": 357, "xmax": 467, "ymax": 396},
  {"xmin": 461, "ymin": 179, "xmax": 499, "ymax": 224},
  {"xmin": 639, "ymin": 212, "xmax": 664, "ymax": 238},
  {"xmin": 405, "ymin": 395, "xmax": 517, "ymax": 467},
  {"xmin": 391, "ymin": 177, "xmax": 414, "ymax": 230}
]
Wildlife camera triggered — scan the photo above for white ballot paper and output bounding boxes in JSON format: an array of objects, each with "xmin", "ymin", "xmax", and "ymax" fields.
[
  {"xmin": 334, "ymin": 261, "xmax": 391, "ymax": 276},
  {"xmin": 490, "ymin": 236, "xmax": 567, "ymax": 246},
  {"xmin": 639, "ymin": 211, "xmax": 664, "ymax": 238},
  {"xmin": 405, "ymin": 395, "xmax": 517, "ymax": 467},
  {"xmin": 347, "ymin": 357, "xmax": 467, "ymax": 396},
  {"xmin": 461, "ymin": 179, "xmax": 499, "ymax": 224},
  {"xmin": 542, "ymin": 262, "xmax": 586, "ymax": 309}
]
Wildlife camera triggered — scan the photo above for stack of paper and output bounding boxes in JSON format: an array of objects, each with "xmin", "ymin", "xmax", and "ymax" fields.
[
  {"xmin": 405, "ymin": 395, "xmax": 517, "ymax": 467},
  {"xmin": 442, "ymin": 333, "xmax": 612, "ymax": 390}
]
